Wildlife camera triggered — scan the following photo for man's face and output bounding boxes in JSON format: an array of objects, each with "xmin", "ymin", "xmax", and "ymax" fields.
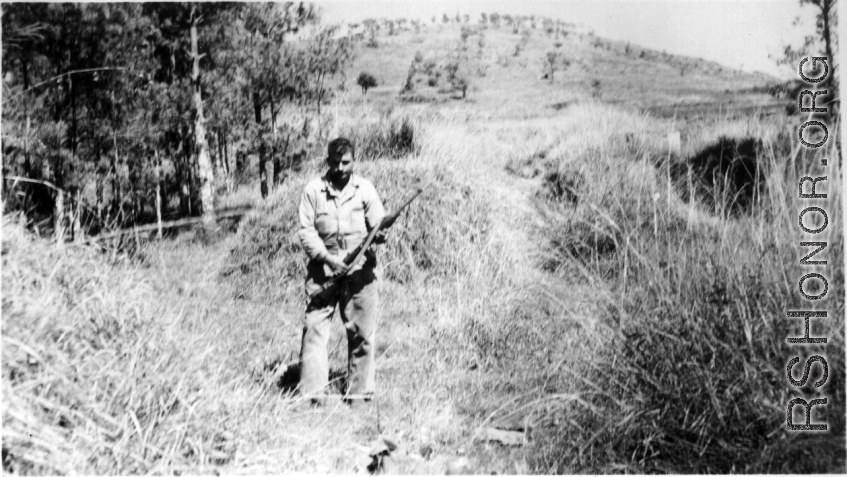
[{"xmin": 327, "ymin": 151, "xmax": 354, "ymax": 183}]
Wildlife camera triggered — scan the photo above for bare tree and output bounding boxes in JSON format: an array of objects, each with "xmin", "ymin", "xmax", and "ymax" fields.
[
  {"xmin": 189, "ymin": 6, "xmax": 215, "ymax": 226},
  {"xmin": 779, "ymin": 0, "xmax": 838, "ymax": 79},
  {"xmin": 544, "ymin": 51, "xmax": 570, "ymax": 81}
]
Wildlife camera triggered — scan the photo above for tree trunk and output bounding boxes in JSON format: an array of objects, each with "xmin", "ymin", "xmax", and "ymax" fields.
[
  {"xmin": 270, "ymin": 95, "xmax": 280, "ymax": 188},
  {"xmin": 222, "ymin": 132, "xmax": 230, "ymax": 176},
  {"xmin": 214, "ymin": 130, "xmax": 223, "ymax": 176},
  {"xmin": 96, "ymin": 167, "xmax": 103, "ymax": 226},
  {"xmin": 70, "ymin": 59, "xmax": 77, "ymax": 161},
  {"xmin": 223, "ymin": 132, "xmax": 234, "ymax": 194},
  {"xmin": 821, "ymin": 0, "xmax": 833, "ymax": 70},
  {"xmin": 185, "ymin": 138, "xmax": 193, "ymax": 217},
  {"xmin": 258, "ymin": 142, "xmax": 269, "ymax": 198},
  {"xmin": 252, "ymin": 88, "xmax": 268, "ymax": 198},
  {"xmin": 23, "ymin": 114, "xmax": 31, "ymax": 179},
  {"xmin": 54, "ymin": 188, "xmax": 64, "ymax": 244},
  {"xmin": 112, "ymin": 129, "xmax": 123, "ymax": 224},
  {"xmin": 190, "ymin": 6, "xmax": 215, "ymax": 227},
  {"xmin": 173, "ymin": 135, "xmax": 185, "ymax": 216},
  {"xmin": 23, "ymin": 50, "xmax": 31, "ymax": 181},
  {"xmin": 155, "ymin": 149, "xmax": 163, "ymax": 239},
  {"xmin": 73, "ymin": 190, "xmax": 83, "ymax": 244}
]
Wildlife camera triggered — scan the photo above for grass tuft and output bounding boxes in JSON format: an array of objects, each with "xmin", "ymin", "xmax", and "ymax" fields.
[{"xmin": 340, "ymin": 115, "xmax": 420, "ymax": 161}]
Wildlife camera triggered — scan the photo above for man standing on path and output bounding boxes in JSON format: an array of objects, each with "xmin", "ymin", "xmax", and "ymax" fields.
[{"xmin": 297, "ymin": 137, "xmax": 386, "ymax": 410}]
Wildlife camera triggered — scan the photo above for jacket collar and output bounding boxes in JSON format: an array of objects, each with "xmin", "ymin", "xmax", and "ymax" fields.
[{"xmin": 322, "ymin": 173, "xmax": 361, "ymax": 200}]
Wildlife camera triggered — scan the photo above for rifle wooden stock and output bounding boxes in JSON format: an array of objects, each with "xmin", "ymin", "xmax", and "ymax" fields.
[{"xmin": 308, "ymin": 188, "xmax": 424, "ymax": 299}]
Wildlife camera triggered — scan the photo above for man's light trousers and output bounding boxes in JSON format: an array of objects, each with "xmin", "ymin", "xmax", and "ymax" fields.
[{"xmin": 300, "ymin": 266, "xmax": 378, "ymax": 401}]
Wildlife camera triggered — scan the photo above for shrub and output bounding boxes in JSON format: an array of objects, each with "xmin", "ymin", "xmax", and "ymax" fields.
[{"xmin": 672, "ymin": 136, "xmax": 765, "ymax": 215}]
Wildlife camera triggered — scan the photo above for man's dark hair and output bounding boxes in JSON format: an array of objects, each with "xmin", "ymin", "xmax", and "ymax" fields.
[{"xmin": 328, "ymin": 137, "xmax": 355, "ymax": 160}]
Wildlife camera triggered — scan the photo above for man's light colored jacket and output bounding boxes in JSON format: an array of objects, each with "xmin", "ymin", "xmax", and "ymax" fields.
[{"xmin": 298, "ymin": 173, "xmax": 386, "ymax": 274}]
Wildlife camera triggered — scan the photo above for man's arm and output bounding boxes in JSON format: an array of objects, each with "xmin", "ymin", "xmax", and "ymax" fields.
[{"xmin": 298, "ymin": 185, "xmax": 329, "ymax": 263}]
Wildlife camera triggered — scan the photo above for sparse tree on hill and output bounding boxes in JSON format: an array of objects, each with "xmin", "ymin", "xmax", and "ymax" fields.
[
  {"xmin": 445, "ymin": 61, "xmax": 459, "ymax": 83},
  {"xmin": 453, "ymin": 76, "xmax": 468, "ymax": 99},
  {"xmin": 460, "ymin": 25, "xmax": 471, "ymax": 46},
  {"xmin": 489, "ymin": 13, "xmax": 500, "ymax": 28},
  {"xmin": 543, "ymin": 18, "xmax": 554, "ymax": 35},
  {"xmin": 402, "ymin": 63, "xmax": 415, "ymax": 93},
  {"xmin": 478, "ymin": 32, "xmax": 486, "ymax": 58},
  {"xmin": 544, "ymin": 50, "xmax": 570, "ymax": 81},
  {"xmin": 362, "ymin": 18, "xmax": 379, "ymax": 31},
  {"xmin": 357, "ymin": 72, "xmax": 378, "ymax": 94},
  {"xmin": 366, "ymin": 26, "xmax": 378, "ymax": 48}
]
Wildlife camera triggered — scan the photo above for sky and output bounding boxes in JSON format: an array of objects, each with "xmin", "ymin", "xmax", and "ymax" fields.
[{"xmin": 318, "ymin": 0, "xmax": 822, "ymax": 79}]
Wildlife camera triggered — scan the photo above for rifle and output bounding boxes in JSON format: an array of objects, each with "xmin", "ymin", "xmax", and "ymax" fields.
[{"xmin": 308, "ymin": 187, "xmax": 425, "ymax": 299}]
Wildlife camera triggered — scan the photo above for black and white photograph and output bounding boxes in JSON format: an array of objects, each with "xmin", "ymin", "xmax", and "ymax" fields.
[{"xmin": 1, "ymin": 0, "xmax": 844, "ymax": 474}]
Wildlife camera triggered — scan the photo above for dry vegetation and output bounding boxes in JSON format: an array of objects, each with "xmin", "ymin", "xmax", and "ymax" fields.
[{"xmin": 3, "ymin": 16, "xmax": 844, "ymax": 475}]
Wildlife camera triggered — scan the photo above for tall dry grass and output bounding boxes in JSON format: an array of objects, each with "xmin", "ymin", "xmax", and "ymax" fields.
[
  {"xmin": 521, "ymin": 104, "xmax": 845, "ymax": 473},
  {"xmin": 339, "ymin": 115, "xmax": 420, "ymax": 161},
  {"xmin": 1, "ymin": 214, "xmax": 241, "ymax": 474}
]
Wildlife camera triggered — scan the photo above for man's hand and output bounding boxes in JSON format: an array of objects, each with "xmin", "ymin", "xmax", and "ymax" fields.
[
  {"xmin": 373, "ymin": 229, "xmax": 388, "ymax": 244},
  {"xmin": 324, "ymin": 254, "xmax": 350, "ymax": 276}
]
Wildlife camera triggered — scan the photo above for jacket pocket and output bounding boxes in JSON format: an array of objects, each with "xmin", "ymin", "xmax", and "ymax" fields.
[
  {"xmin": 350, "ymin": 203, "xmax": 367, "ymax": 234},
  {"xmin": 315, "ymin": 210, "xmax": 334, "ymax": 236}
]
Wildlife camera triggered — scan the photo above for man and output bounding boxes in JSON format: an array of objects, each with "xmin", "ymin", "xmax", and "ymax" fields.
[{"xmin": 297, "ymin": 137, "xmax": 386, "ymax": 410}]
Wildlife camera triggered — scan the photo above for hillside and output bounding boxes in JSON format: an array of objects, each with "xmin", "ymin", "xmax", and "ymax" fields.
[
  {"xmin": 349, "ymin": 22, "xmax": 779, "ymax": 118},
  {"xmin": 3, "ymin": 19, "xmax": 844, "ymax": 475}
]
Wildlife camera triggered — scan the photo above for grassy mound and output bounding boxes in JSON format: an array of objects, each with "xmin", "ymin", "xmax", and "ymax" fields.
[{"xmin": 222, "ymin": 153, "xmax": 491, "ymax": 304}]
